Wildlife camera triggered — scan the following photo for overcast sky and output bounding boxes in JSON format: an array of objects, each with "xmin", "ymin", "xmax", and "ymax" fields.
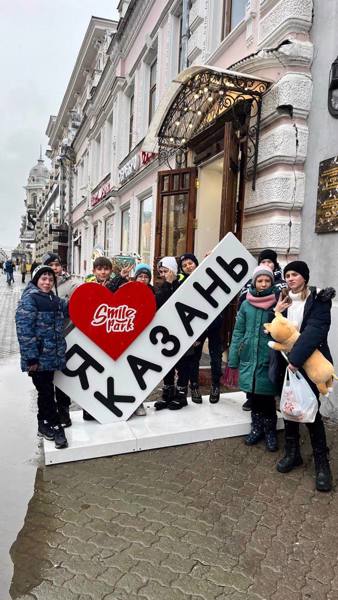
[{"xmin": 0, "ymin": 0, "xmax": 118, "ymax": 253}]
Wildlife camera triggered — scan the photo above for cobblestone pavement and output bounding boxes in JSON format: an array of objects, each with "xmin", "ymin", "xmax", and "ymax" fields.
[{"xmin": 2, "ymin": 276, "xmax": 338, "ymax": 600}]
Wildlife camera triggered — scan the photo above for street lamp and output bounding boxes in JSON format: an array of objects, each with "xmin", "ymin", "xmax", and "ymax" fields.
[{"xmin": 328, "ymin": 56, "xmax": 338, "ymax": 117}]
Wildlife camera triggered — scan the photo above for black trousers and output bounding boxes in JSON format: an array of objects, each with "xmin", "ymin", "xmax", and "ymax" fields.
[
  {"xmin": 55, "ymin": 387, "xmax": 71, "ymax": 411},
  {"xmin": 283, "ymin": 373, "xmax": 328, "ymax": 454},
  {"xmin": 31, "ymin": 371, "xmax": 60, "ymax": 426},
  {"xmin": 247, "ymin": 393, "xmax": 276, "ymax": 417},
  {"xmin": 284, "ymin": 412, "xmax": 328, "ymax": 454},
  {"xmin": 198, "ymin": 324, "xmax": 223, "ymax": 386},
  {"xmin": 163, "ymin": 357, "xmax": 189, "ymax": 389}
]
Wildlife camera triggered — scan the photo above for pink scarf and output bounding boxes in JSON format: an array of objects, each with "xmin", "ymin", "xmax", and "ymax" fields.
[{"xmin": 246, "ymin": 291, "xmax": 276, "ymax": 310}]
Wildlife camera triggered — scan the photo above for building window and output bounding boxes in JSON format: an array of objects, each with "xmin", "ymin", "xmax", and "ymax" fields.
[
  {"xmin": 105, "ymin": 112, "xmax": 113, "ymax": 175},
  {"xmin": 93, "ymin": 222, "xmax": 98, "ymax": 248},
  {"xmin": 178, "ymin": 15, "xmax": 184, "ymax": 73},
  {"xmin": 148, "ymin": 60, "xmax": 157, "ymax": 125},
  {"xmin": 121, "ymin": 207, "xmax": 130, "ymax": 253},
  {"xmin": 94, "ymin": 132, "xmax": 101, "ymax": 183},
  {"xmin": 139, "ymin": 196, "xmax": 152, "ymax": 264},
  {"xmin": 104, "ymin": 215, "xmax": 114, "ymax": 257},
  {"xmin": 129, "ymin": 94, "xmax": 134, "ymax": 153},
  {"xmin": 222, "ymin": 0, "xmax": 247, "ymax": 39}
]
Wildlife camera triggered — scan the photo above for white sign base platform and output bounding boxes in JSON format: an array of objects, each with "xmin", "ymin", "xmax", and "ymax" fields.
[{"xmin": 44, "ymin": 393, "xmax": 284, "ymax": 465}]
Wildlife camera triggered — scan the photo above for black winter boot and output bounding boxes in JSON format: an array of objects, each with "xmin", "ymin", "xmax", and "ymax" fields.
[
  {"xmin": 168, "ymin": 386, "xmax": 188, "ymax": 410},
  {"xmin": 209, "ymin": 385, "xmax": 220, "ymax": 404},
  {"xmin": 313, "ymin": 450, "xmax": 332, "ymax": 492},
  {"xmin": 58, "ymin": 406, "xmax": 72, "ymax": 428},
  {"xmin": 155, "ymin": 384, "xmax": 175, "ymax": 410},
  {"xmin": 190, "ymin": 384, "xmax": 202, "ymax": 404},
  {"xmin": 264, "ymin": 415, "xmax": 278, "ymax": 452},
  {"xmin": 245, "ymin": 411, "xmax": 265, "ymax": 446},
  {"xmin": 307, "ymin": 415, "xmax": 333, "ymax": 491},
  {"xmin": 277, "ymin": 437, "xmax": 303, "ymax": 473},
  {"xmin": 307, "ymin": 416, "xmax": 332, "ymax": 491}
]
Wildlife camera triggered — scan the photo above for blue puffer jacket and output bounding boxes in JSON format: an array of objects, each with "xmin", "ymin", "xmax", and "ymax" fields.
[{"xmin": 16, "ymin": 282, "xmax": 68, "ymax": 372}]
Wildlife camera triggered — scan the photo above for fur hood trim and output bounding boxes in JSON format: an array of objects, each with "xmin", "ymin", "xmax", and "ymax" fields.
[{"xmin": 310, "ymin": 286, "xmax": 336, "ymax": 301}]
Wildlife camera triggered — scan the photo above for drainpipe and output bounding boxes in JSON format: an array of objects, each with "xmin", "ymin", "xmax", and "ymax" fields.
[
  {"xmin": 181, "ymin": 0, "xmax": 189, "ymax": 69},
  {"xmin": 67, "ymin": 166, "xmax": 73, "ymax": 273}
]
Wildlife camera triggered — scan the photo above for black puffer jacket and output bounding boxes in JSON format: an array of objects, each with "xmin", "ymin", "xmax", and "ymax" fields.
[
  {"xmin": 155, "ymin": 279, "xmax": 180, "ymax": 309},
  {"xmin": 288, "ymin": 287, "xmax": 335, "ymax": 368},
  {"xmin": 269, "ymin": 287, "xmax": 335, "ymax": 392}
]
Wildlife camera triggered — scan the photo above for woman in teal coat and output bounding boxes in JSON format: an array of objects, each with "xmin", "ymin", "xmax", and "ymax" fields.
[{"xmin": 228, "ymin": 265, "xmax": 279, "ymax": 451}]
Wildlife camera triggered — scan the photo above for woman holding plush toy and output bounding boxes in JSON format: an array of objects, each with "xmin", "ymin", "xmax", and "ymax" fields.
[{"xmin": 274, "ymin": 260, "xmax": 335, "ymax": 492}]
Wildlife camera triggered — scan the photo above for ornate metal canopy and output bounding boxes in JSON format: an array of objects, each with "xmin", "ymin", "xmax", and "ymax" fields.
[{"xmin": 153, "ymin": 66, "xmax": 270, "ymax": 189}]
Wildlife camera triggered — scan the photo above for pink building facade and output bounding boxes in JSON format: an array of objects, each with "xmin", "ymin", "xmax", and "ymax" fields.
[{"xmin": 46, "ymin": 0, "xmax": 313, "ymax": 285}]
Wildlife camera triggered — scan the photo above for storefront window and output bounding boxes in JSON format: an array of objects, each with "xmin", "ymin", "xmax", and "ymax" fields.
[
  {"xmin": 121, "ymin": 207, "xmax": 130, "ymax": 253},
  {"xmin": 139, "ymin": 197, "xmax": 152, "ymax": 264},
  {"xmin": 104, "ymin": 215, "xmax": 114, "ymax": 257}
]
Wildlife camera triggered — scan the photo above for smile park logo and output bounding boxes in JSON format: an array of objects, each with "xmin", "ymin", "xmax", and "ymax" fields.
[{"xmin": 91, "ymin": 303, "xmax": 136, "ymax": 333}]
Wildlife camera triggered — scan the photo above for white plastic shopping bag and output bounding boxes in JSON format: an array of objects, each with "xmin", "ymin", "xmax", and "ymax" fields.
[
  {"xmin": 319, "ymin": 393, "xmax": 338, "ymax": 422},
  {"xmin": 280, "ymin": 369, "xmax": 318, "ymax": 423}
]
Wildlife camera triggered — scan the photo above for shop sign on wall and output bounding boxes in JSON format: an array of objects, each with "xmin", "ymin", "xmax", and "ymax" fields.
[
  {"xmin": 91, "ymin": 181, "xmax": 111, "ymax": 208},
  {"xmin": 316, "ymin": 156, "xmax": 338, "ymax": 233},
  {"xmin": 118, "ymin": 151, "xmax": 156, "ymax": 184}
]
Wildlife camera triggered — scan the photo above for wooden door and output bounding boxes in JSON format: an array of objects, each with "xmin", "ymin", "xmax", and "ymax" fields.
[{"xmin": 220, "ymin": 122, "xmax": 247, "ymax": 347}]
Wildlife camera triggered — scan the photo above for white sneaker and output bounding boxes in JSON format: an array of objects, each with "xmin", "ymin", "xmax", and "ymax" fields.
[{"xmin": 135, "ymin": 403, "xmax": 146, "ymax": 416}]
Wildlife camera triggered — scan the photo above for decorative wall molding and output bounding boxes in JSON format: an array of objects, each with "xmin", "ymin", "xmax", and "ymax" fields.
[
  {"xmin": 259, "ymin": 0, "xmax": 313, "ymax": 48},
  {"xmin": 242, "ymin": 221, "xmax": 301, "ymax": 254},
  {"xmin": 261, "ymin": 72, "xmax": 312, "ymax": 126},
  {"xmin": 189, "ymin": 0, "xmax": 204, "ymax": 33},
  {"xmin": 231, "ymin": 40, "xmax": 313, "ymax": 74},
  {"xmin": 244, "ymin": 171, "xmax": 305, "ymax": 213},
  {"xmin": 244, "ymin": 171, "xmax": 305, "ymax": 214},
  {"xmin": 257, "ymin": 123, "xmax": 308, "ymax": 170}
]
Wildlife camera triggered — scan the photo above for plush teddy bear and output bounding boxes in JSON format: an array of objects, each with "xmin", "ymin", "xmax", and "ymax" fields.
[{"xmin": 264, "ymin": 312, "xmax": 337, "ymax": 396}]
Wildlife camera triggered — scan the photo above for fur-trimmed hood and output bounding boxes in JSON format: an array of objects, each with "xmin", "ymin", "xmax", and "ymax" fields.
[{"xmin": 310, "ymin": 286, "xmax": 336, "ymax": 302}]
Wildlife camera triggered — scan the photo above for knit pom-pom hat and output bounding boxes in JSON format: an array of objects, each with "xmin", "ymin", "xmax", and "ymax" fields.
[{"xmin": 252, "ymin": 265, "xmax": 274, "ymax": 286}]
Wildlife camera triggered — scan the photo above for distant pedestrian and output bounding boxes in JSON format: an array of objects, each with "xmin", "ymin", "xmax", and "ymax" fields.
[
  {"xmin": 15, "ymin": 265, "xmax": 69, "ymax": 449},
  {"xmin": 20, "ymin": 261, "xmax": 27, "ymax": 284},
  {"xmin": 4, "ymin": 259, "xmax": 15, "ymax": 285}
]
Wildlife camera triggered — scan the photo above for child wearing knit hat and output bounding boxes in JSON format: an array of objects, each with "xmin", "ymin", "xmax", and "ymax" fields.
[
  {"xmin": 16, "ymin": 265, "xmax": 69, "ymax": 450},
  {"xmin": 228, "ymin": 265, "xmax": 280, "ymax": 452},
  {"xmin": 155, "ymin": 257, "xmax": 189, "ymax": 411},
  {"xmin": 238, "ymin": 249, "xmax": 287, "ymax": 411}
]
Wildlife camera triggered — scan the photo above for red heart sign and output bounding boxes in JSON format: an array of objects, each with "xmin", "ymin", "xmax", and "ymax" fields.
[{"xmin": 69, "ymin": 282, "xmax": 156, "ymax": 360}]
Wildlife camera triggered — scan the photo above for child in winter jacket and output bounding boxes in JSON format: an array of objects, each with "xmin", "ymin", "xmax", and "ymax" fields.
[
  {"xmin": 154, "ymin": 257, "xmax": 188, "ymax": 410},
  {"xmin": 228, "ymin": 265, "xmax": 279, "ymax": 452},
  {"xmin": 178, "ymin": 252, "xmax": 224, "ymax": 404},
  {"xmin": 15, "ymin": 265, "xmax": 69, "ymax": 449},
  {"xmin": 238, "ymin": 248, "xmax": 287, "ymax": 411}
]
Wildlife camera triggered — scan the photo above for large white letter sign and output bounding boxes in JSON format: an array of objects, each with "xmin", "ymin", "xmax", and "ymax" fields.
[{"xmin": 54, "ymin": 233, "xmax": 256, "ymax": 422}]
